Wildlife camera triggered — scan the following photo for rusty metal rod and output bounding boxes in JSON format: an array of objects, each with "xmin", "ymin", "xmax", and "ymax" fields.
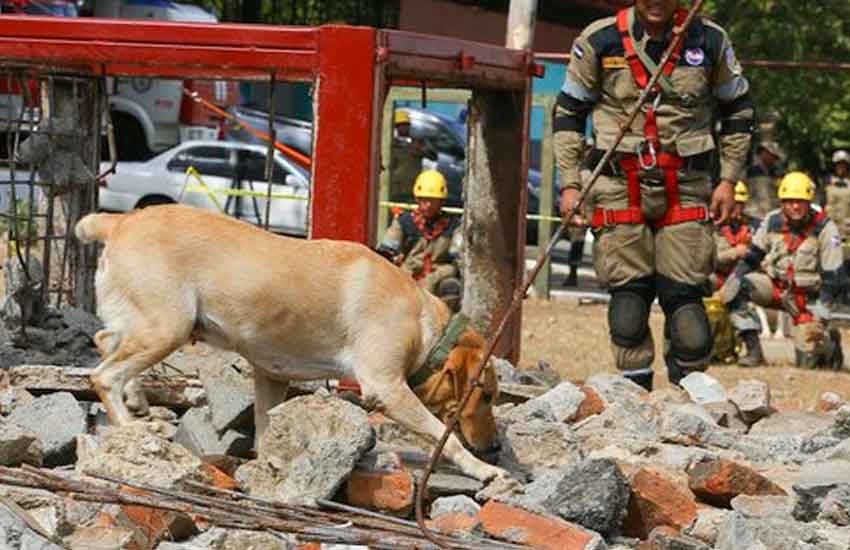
[{"xmin": 414, "ymin": 0, "xmax": 708, "ymax": 546}]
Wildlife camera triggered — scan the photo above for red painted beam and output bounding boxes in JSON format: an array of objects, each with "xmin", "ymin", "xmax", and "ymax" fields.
[{"xmin": 311, "ymin": 25, "xmax": 380, "ymax": 243}]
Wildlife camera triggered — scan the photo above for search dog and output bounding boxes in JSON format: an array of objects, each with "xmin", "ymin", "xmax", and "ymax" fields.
[{"xmin": 75, "ymin": 204, "xmax": 505, "ymax": 481}]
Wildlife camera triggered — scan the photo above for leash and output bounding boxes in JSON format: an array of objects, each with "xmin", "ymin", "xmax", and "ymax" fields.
[{"xmin": 414, "ymin": 1, "xmax": 707, "ymax": 546}]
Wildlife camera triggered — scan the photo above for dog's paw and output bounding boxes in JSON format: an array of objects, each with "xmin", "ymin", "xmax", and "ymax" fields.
[{"xmin": 476, "ymin": 464, "xmax": 510, "ymax": 483}]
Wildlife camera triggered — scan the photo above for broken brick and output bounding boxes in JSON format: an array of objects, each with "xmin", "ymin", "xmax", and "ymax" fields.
[
  {"xmin": 571, "ymin": 386, "xmax": 606, "ymax": 423},
  {"xmin": 345, "ymin": 467, "xmax": 415, "ymax": 516},
  {"xmin": 687, "ymin": 458, "xmax": 787, "ymax": 507},
  {"xmin": 478, "ymin": 500, "xmax": 599, "ymax": 550},
  {"xmin": 623, "ymin": 467, "xmax": 698, "ymax": 540}
]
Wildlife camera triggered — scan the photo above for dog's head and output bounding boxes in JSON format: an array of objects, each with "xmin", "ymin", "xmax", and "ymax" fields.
[{"xmin": 413, "ymin": 329, "xmax": 500, "ymax": 460}]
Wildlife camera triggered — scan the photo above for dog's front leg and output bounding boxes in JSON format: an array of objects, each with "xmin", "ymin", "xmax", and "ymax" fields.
[{"xmin": 363, "ymin": 377, "xmax": 507, "ymax": 482}]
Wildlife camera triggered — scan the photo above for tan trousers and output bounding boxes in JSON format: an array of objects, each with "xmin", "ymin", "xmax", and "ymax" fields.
[{"xmin": 592, "ymin": 169, "xmax": 715, "ymax": 371}]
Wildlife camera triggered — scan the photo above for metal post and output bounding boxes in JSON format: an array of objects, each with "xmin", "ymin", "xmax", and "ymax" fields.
[{"xmin": 506, "ymin": 0, "xmax": 537, "ymax": 50}]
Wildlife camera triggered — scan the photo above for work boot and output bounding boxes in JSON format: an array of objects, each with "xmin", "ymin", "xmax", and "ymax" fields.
[
  {"xmin": 830, "ymin": 328, "xmax": 845, "ymax": 370},
  {"xmin": 622, "ymin": 368, "xmax": 653, "ymax": 392},
  {"xmin": 563, "ymin": 266, "xmax": 578, "ymax": 287},
  {"xmin": 738, "ymin": 330, "xmax": 765, "ymax": 367}
]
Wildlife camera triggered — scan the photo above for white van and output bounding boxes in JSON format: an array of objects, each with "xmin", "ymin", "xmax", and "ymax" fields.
[{"xmin": 94, "ymin": 0, "xmax": 239, "ymax": 161}]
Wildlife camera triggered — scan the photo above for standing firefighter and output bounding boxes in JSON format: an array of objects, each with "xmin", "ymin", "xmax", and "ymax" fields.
[
  {"xmin": 825, "ymin": 149, "xmax": 850, "ymax": 263},
  {"xmin": 378, "ymin": 170, "xmax": 462, "ymax": 311},
  {"xmin": 555, "ymin": 0, "xmax": 754, "ymax": 390},
  {"xmin": 723, "ymin": 172, "xmax": 845, "ymax": 369}
]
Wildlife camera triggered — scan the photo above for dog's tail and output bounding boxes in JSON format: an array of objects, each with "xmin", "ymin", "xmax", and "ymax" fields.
[{"xmin": 75, "ymin": 212, "xmax": 124, "ymax": 244}]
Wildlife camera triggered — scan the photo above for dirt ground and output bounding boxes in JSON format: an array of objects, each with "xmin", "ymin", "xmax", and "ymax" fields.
[{"xmin": 519, "ymin": 297, "xmax": 850, "ymax": 410}]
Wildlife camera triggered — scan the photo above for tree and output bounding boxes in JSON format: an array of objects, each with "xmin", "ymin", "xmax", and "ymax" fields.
[{"xmin": 705, "ymin": 1, "xmax": 850, "ymax": 176}]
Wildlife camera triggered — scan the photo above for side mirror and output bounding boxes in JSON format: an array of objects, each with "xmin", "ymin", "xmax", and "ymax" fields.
[{"xmin": 284, "ymin": 174, "xmax": 301, "ymax": 187}]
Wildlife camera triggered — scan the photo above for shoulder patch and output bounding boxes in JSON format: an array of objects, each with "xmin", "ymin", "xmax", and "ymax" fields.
[
  {"xmin": 831, "ymin": 234, "xmax": 842, "ymax": 248},
  {"xmin": 684, "ymin": 47, "xmax": 705, "ymax": 66},
  {"xmin": 572, "ymin": 44, "xmax": 585, "ymax": 60},
  {"xmin": 602, "ymin": 56, "xmax": 627, "ymax": 69}
]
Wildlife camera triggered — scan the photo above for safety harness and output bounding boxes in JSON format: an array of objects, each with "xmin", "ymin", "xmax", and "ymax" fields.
[
  {"xmin": 404, "ymin": 210, "xmax": 453, "ymax": 279},
  {"xmin": 715, "ymin": 222, "xmax": 753, "ymax": 288},
  {"xmin": 407, "ymin": 313, "xmax": 470, "ymax": 388},
  {"xmin": 771, "ymin": 211, "xmax": 826, "ymax": 325},
  {"xmin": 591, "ymin": 8, "xmax": 708, "ymax": 231}
]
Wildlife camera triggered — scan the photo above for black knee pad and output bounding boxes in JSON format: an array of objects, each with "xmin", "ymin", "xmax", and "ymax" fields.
[
  {"xmin": 668, "ymin": 302, "xmax": 713, "ymax": 362},
  {"xmin": 609, "ymin": 290, "xmax": 651, "ymax": 348}
]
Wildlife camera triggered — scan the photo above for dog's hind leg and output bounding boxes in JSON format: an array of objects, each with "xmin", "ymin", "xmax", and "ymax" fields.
[
  {"xmin": 91, "ymin": 329, "xmax": 186, "ymax": 426},
  {"xmin": 360, "ymin": 373, "xmax": 506, "ymax": 482},
  {"xmin": 252, "ymin": 366, "xmax": 289, "ymax": 450}
]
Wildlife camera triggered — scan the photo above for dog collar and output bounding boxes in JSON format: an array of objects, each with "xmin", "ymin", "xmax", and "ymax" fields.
[{"xmin": 407, "ymin": 313, "xmax": 470, "ymax": 388}]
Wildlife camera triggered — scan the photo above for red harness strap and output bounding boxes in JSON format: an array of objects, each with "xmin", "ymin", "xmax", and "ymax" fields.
[
  {"xmin": 715, "ymin": 223, "xmax": 753, "ymax": 288},
  {"xmin": 616, "ymin": 7, "xmax": 688, "ymax": 152},
  {"xmin": 590, "ymin": 152, "xmax": 708, "ymax": 229},
  {"xmin": 770, "ymin": 212, "xmax": 826, "ymax": 325}
]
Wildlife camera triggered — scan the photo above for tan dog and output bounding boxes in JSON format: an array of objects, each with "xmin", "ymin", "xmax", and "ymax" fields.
[{"xmin": 75, "ymin": 205, "xmax": 505, "ymax": 481}]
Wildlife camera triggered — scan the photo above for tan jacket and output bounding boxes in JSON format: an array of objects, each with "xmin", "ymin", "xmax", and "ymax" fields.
[
  {"xmin": 825, "ymin": 176, "xmax": 850, "ymax": 241},
  {"xmin": 554, "ymin": 7, "xmax": 753, "ymax": 190},
  {"xmin": 379, "ymin": 211, "xmax": 461, "ymax": 291}
]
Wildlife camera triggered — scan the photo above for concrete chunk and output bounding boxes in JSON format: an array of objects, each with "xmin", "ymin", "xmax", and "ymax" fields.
[
  {"xmin": 202, "ymin": 363, "xmax": 254, "ymax": 434},
  {"xmin": 728, "ymin": 380, "xmax": 772, "ymax": 425},
  {"xmin": 7, "ymin": 392, "xmax": 85, "ymax": 466},
  {"xmin": 0, "ymin": 500, "xmax": 64, "ymax": 550},
  {"xmin": 174, "ymin": 406, "xmax": 253, "ymax": 458},
  {"xmin": 0, "ymin": 421, "xmax": 43, "ymax": 466}
]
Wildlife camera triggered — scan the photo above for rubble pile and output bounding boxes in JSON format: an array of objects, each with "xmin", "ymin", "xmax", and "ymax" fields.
[{"xmin": 0, "ymin": 353, "xmax": 848, "ymax": 549}]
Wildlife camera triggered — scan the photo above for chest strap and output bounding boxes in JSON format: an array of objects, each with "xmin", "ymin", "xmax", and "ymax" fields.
[
  {"xmin": 591, "ymin": 151, "xmax": 708, "ymax": 230},
  {"xmin": 407, "ymin": 313, "xmax": 470, "ymax": 389}
]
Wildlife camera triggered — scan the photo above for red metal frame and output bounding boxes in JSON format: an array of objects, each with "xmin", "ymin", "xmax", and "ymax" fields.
[{"xmin": 0, "ymin": 16, "xmax": 533, "ymax": 356}]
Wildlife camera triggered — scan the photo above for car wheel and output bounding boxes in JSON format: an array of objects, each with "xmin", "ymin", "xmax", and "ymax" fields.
[
  {"xmin": 135, "ymin": 196, "xmax": 174, "ymax": 209},
  {"xmin": 112, "ymin": 112, "xmax": 153, "ymax": 162}
]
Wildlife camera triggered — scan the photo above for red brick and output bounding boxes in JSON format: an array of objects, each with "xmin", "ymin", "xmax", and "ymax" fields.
[
  {"xmin": 478, "ymin": 501, "xmax": 596, "ymax": 550},
  {"xmin": 200, "ymin": 462, "xmax": 239, "ymax": 491},
  {"xmin": 295, "ymin": 543, "xmax": 322, "ymax": 550},
  {"xmin": 687, "ymin": 458, "xmax": 786, "ymax": 507},
  {"xmin": 817, "ymin": 392, "xmax": 844, "ymax": 413},
  {"xmin": 623, "ymin": 467, "xmax": 697, "ymax": 540},
  {"xmin": 120, "ymin": 486, "xmax": 196, "ymax": 546},
  {"xmin": 571, "ymin": 386, "xmax": 606, "ymax": 422},
  {"xmin": 346, "ymin": 467, "xmax": 415, "ymax": 516},
  {"xmin": 427, "ymin": 512, "xmax": 480, "ymax": 536}
]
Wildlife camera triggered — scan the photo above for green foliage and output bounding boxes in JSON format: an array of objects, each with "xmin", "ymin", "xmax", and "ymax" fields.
[
  {"xmin": 1, "ymin": 199, "xmax": 36, "ymax": 245},
  {"xmin": 704, "ymin": 0, "xmax": 850, "ymax": 175},
  {"xmin": 193, "ymin": 0, "xmax": 399, "ymax": 27}
]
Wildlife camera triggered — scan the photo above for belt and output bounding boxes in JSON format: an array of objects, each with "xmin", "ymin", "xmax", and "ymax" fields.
[{"xmin": 590, "ymin": 149, "xmax": 713, "ymax": 178}]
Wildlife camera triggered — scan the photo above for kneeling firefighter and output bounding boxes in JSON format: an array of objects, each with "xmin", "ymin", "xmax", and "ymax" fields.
[{"xmin": 722, "ymin": 172, "xmax": 846, "ymax": 368}]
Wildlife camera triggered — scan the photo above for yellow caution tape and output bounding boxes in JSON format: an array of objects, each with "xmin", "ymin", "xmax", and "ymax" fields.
[
  {"xmin": 379, "ymin": 201, "xmax": 562, "ymax": 223},
  {"xmin": 182, "ymin": 166, "xmax": 308, "ymax": 205}
]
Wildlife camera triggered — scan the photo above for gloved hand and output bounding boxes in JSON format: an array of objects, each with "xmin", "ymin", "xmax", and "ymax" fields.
[
  {"xmin": 719, "ymin": 274, "xmax": 742, "ymax": 304},
  {"xmin": 810, "ymin": 302, "xmax": 831, "ymax": 322}
]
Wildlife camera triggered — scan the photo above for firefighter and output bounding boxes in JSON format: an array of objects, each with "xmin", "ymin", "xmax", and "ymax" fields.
[
  {"xmin": 711, "ymin": 181, "xmax": 760, "ymax": 363},
  {"xmin": 378, "ymin": 169, "xmax": 462, "ymax": 310},
  {"xmin": 555, "ymin": 0, "xmax": 754, "ymax": 390},
  {"xmin": 746, "ymin": 141, "xmax": 785, "ymax": 219},
  {"xmin": 722, "ymin": 172, "xmax": 845, "ymax": 369},
  {"xmin": 714, "ymin": 181, "xmax": 760, "ymax": 289},
  {"xmin": 389, "ymin": 110, "xmax": 435, "ymax": 205},
  {"xmin": 825, "ymin": 149, "xmax": 850, "ymax": 257}
]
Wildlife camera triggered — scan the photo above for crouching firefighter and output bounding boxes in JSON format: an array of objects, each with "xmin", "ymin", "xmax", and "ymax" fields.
[
  {"xmin": 722, "ymin": 172, "xmax": 846, "ymax": 369},
  {"xmin": 378, "ymin": 169, "xmax": 463, "ymax": 311},
  {"xmin": 554, "ymin": 0, "xmax": 754, "ymax": 391}
]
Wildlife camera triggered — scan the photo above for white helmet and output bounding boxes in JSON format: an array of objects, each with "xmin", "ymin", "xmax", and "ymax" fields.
[{"xmin": 833, "ymin": 150, "xmax": 850, "ymax": 164}]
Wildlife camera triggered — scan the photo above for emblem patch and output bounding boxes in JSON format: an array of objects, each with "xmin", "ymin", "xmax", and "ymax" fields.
[
  {"xmin": 685, "ymin": 48, "xmax": 705, "ymax": 66},
  {"xmin": 572, "ymin": 44, "xmax": 584, "ymax": 60},
  {"xmin": 602, "ymin": 56, "xmax": 627, "ymax": 69},
  {"xmin": 832, "ymin": 235, "xmax": 842, "ymax": 248},
  {"xmin": 726, "ymin": 46, "xmax": 742, "ymax": 74}
]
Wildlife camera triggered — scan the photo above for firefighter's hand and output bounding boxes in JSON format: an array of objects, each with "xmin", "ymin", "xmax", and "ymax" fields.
[
  {"xmin": 560, "ymin": 188, "xmax": 585, "ymax": 226},
  {"xmin": 734, "ymin": 243, "xmax": 749, "ymax": 258},
  {"xmin": 711, "ymin": 180, "xmax": 736, "ymax": 225}
]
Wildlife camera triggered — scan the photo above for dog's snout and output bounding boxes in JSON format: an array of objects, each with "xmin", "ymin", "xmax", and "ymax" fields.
[{"xmin": 473, "ymin": 440, "xmax": 502, "ymax": 464}]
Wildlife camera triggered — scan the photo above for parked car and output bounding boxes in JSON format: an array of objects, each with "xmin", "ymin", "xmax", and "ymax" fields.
[
  {"xmin": 98, "ymin": 140, "xmax": 310, "ymax": 235},
  {"xmin": 223, "ymin": 105, "xmax": 313, "ymax": 157}
]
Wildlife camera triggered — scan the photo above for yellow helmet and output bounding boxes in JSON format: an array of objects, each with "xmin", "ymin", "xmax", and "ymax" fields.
[
  {"xmin": 734, "ymin": 181, "xmax": 749, "ymax": 203},
  {"xmin": 394, "ymin": 110, "xmax": 410, "ymax": 125},
  {"xmin": 413, "ymin": 170, "xmax": 448, "ymax": 199},
  {"xmin": 778, "ymin": 171, "xmax": 815, "ymax": 202}
]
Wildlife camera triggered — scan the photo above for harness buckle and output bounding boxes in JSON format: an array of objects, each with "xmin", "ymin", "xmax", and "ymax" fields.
[{"xmin": 637, "ymin": 140, "xmax": 657, "ymax": 170}]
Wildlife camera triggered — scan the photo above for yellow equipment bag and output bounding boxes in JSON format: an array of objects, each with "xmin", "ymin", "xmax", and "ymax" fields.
[{"xmin": 704, "ymin": 296, "xmax": 739, "ymax": 364}]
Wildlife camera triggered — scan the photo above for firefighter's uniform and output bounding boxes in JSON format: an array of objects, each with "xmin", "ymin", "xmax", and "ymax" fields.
[
  {"xmin": 746, "ymin": 141, "xmax": 785, "ymax": 219},
  {"xmin": 379, "ymin": 170, "xmax": 462, "ymax": 309},
  {"xmin": 554, "ymin": 4, "xmax": 754, "ymax": 389},
  {"xmin": 824, "ymin": 149, "xmax": 850, "ymax": 261},
  {"xmin": 724, "ymin": 172, "xmax": 845, "ymax": 369},
  {"xmin": 710, "ymin": 181, "xmax": 760, "ymax": 364},
  {"xmin": 389, "ymin": 110, "xmax": 428, "ymax": 204}
]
